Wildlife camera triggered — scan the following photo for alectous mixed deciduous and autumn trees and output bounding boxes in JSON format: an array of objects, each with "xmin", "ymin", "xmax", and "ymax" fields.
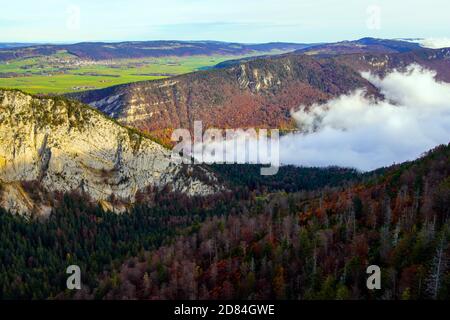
[{"xmin": 0, "ymin": 144, "xmax": 449, "ymax": 300}]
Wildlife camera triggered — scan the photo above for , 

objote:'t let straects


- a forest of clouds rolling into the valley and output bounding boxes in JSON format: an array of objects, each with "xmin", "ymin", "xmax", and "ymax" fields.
[
  {"xmin": 283, "ymin": 65, "xmax": 450, "ymax": 170},
  {"xmin": 0, "ymin": 0, "xmax": 449, "ymax": 306},
  {"xmin": 193, "ymin": 64, "xmax": 450, "ymax": 171}
]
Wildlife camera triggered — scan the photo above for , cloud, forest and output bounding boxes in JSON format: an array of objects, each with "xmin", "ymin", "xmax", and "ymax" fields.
[
  {"xmin": 283, "ymin": 65, "xmax": 450, "ymax": 170},
  {"xmin": 0, "ymin": 2, "xmax": 449, "ymax": 315}
]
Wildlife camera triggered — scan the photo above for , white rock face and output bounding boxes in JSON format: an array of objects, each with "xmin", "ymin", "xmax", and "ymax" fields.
[{"xmin": 0, "ymin": 90, "xmax": 220, "ymax": 214}]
